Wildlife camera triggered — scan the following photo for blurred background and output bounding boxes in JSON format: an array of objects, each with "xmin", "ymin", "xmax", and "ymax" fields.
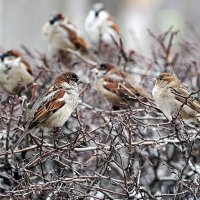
[{"xmin": 0, "ymin": 0, "xmax": 199, "ymax": 55}]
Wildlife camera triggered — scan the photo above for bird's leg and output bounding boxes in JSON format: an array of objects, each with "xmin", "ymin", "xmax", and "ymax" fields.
[
  {"xmin": 52, "ymin": 127, "xmax": 62, "ymax": 148},
  {"xmin": 38, "ymin": 129, "xmax": 44, "ymax": 155},
  {"xmin": 0, "ymin": 93, "xmax": 9, "ymax": 103}
]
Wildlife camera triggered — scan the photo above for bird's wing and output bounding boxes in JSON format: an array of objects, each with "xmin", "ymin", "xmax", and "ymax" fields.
[
  {"xmin": 103, "ymin": 76, "xmax": 149, "ymax": 101},
  {"xmin": 117, "ymin": 82, "xmax": 151, "ymax": 102},
  {"xmin": 107, "ymin": 16, "xmax": 120, "ymax": 34},
  {"xmin": 103, "ymin": 80, "xmax": 119, "ymax": 94},
  {"xmin": 59, "ymin": 24, "xmax": 88, "ymax": 53},
  {"xmin": 170, "ymin": 85, "xmax": 200, "ymax": 113},
  {"xmin": 28, "ymin": 88, "xmax": 65, "ymax": 128}
]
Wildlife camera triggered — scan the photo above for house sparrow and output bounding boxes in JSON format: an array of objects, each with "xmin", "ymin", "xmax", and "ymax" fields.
[
  {"xmin": 93, "ymin": 63, "xmax": 149, "ymax": 109},
  {"xmin": 14, "ymin": 71, "xmax": 80, "ymax": 148},
  {"xmin": 43, "ymin": 13, "xmax": 88, "ymax": 54},
  {"xmin": 0, "ymin": 50, "xmax": 34, "ymax": 93},
  {"xmin": 152, "ymin": 73, "xmax": 200, "ymax": 123},
  {"xmin": 85, "ymin": 3, "xmax": 121, "ymax": 47}
]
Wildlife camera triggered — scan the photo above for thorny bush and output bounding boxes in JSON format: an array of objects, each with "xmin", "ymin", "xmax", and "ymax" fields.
[{"xmin": 0, "ymin": 28, "xmax": 200, "ymax": 199}]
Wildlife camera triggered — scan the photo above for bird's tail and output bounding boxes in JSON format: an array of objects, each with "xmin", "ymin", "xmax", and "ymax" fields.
[{"xmin": 12, "ymin": 127, "xmax": 31, "ymax": 150}]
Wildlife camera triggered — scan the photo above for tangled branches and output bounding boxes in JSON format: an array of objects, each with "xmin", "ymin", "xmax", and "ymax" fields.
[{"xmin": 0, "ymin": 29, "xmax": 200, "ymax": 199}]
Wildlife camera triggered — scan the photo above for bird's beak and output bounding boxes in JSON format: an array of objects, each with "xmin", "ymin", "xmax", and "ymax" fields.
[
  {"xmin": 91, "ymin": 67, "xmax": 99, "ymax": 74},
  {"xmin": 152, "ymin": 78, "xmax": 156, "ymax": 83}
]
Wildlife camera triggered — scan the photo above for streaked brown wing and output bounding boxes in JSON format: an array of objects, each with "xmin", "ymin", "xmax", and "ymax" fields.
[
  {"xmin": 170, "ymin": 85, "xmax": 200, "ymax": 113},
  {"xmin": 117, "ymin": 83, "xmax": 142, "ymax": 97},
  {"xmin": 103, "ymin": 78, "xmax": 148, "ymax": 101},
  {"xmin": 59, "ymin": 24, "xmax": 88, "ymax": 53},
  {"xmin": 103, "ymin": 76, "xmax": 121, "ymax": 94},
  {"xmin": 117, "ymin": 82, "xmax": 150, "ymax": 102},
  {"xmin": 21, "ymin": 59, "xmax": 32, "ymax": 75},
  {"xmin": 107, "ymin": 16, "xmax": 120, "ymax": 34},
  {"xmin": 29, "ymin": 89, "xmax": 65, "ymax": 128}
]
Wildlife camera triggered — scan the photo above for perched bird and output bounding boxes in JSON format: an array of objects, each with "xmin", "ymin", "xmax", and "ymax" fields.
[
  {"xmin": 93, "ymin": 63, "xmax": 149, "ymax": 109},
  {"xmin": 85, "ymin": 3, "xmax": 121, "ymax": 47},
  {"xmin": 43, "ymin": 13, "xmax": 88, "ymax": 54},
  {"xmin": 152, "ymin": 73, "xmax": 200, "ymax": 123},
  {"xmin": 14, "ymin": 71, "xmax": 80, "ymax": 148},
  {"xmin": 0, "ymin": 50, "xmax": 34, "ymax": 93}
]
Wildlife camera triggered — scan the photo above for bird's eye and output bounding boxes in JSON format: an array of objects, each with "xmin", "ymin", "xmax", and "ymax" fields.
[
  {"xmin": 94, "ymin": 7, "xmax": 105, "ymax": 17},
  {"xmin": 49, "ymin": 14, "xmax": 63, "ymax": 25},
  {"xmin": 95, "ymin": 11, "xmax": 100, "ymax": 17},
  {"xmin": 0, "ymin": 53, "xmax": 11, "ymax": 61},
  {"xmin": 0, "ymin": 54, "xmax": 4, "ymax": 61},
  {"xmin": 99, "ymin": 64, "xmax": 105, "ymax": 70},
  {"xmin": 49, "ymin": 17, "xmax": 55, "ymax": 25},
  {"xmin": 71, "ymin": 74, "xmax": 79, "ymax": 82}
]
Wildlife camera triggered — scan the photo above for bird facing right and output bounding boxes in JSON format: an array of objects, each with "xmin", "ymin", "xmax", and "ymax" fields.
[
  {"xmin": 14, "ymin": 71, "xmax": 80, "ymax": 148},
  {"xmin": 152, "ymin": 73, "xmax": 200, "ymax": 123}
]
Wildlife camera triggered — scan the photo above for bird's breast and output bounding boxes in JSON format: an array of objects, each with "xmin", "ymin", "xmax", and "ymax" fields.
[
  {"xmin": 45, "ymin": 93, "xmax": 78, "ymax": 128},
  {"xmin": 96, "ymin": 78, "xmax": 122, "ymax": 106}
]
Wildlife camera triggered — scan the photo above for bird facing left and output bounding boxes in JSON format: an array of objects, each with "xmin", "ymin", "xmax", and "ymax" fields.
[
  {"xmin": 0, "ymin": 50, "xmax": 34, "ymax": 93},
  {"xmin": 152, "ymin": 72, "xmax": 200, "ymax": 123},
  {"xmin": 42, "ymin": 13, "xmax": 89, "ymax": 54}
]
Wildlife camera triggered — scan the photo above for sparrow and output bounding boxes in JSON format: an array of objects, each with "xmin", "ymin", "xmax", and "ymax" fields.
[
  {"xmin": 13, "ymin": 71, "xmax": 80, "ymax": 148},
  {"xmin": 152, "ymin": 73, "xmax": 200, "ymax": 123},
  {"xmin": 85, "ymin": 3, "xmax": 121, "ymax": 47},
  {"xmin": 93, "ymin": 63, "xmax": 149, "ymax": 109},
  {"xmin": 0, "ymin": 50, "xmax": 34, "ymax": 93},
  {"xmin": 42, "ymin": 13, "xmax": 88, "ymax": 54}
]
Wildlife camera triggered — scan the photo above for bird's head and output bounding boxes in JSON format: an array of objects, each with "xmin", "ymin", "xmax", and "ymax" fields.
[
  {"xmin": 153, "ymin": 73, "xmax": 179, "ymax": 87},
  {"xmin": 92, "ymin": 63, "xmax": 116, "ymax": 78},
  {"xmin": 53, "ymin": 72, "xmax": 79, "ymax": 89},
  {"xmin": 0, "ymin": 50, "xmax": 21, "ymax": 62},
  {"xmin": 49, "ymin": 13, "xmax": 65, "ymax": 25}
]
